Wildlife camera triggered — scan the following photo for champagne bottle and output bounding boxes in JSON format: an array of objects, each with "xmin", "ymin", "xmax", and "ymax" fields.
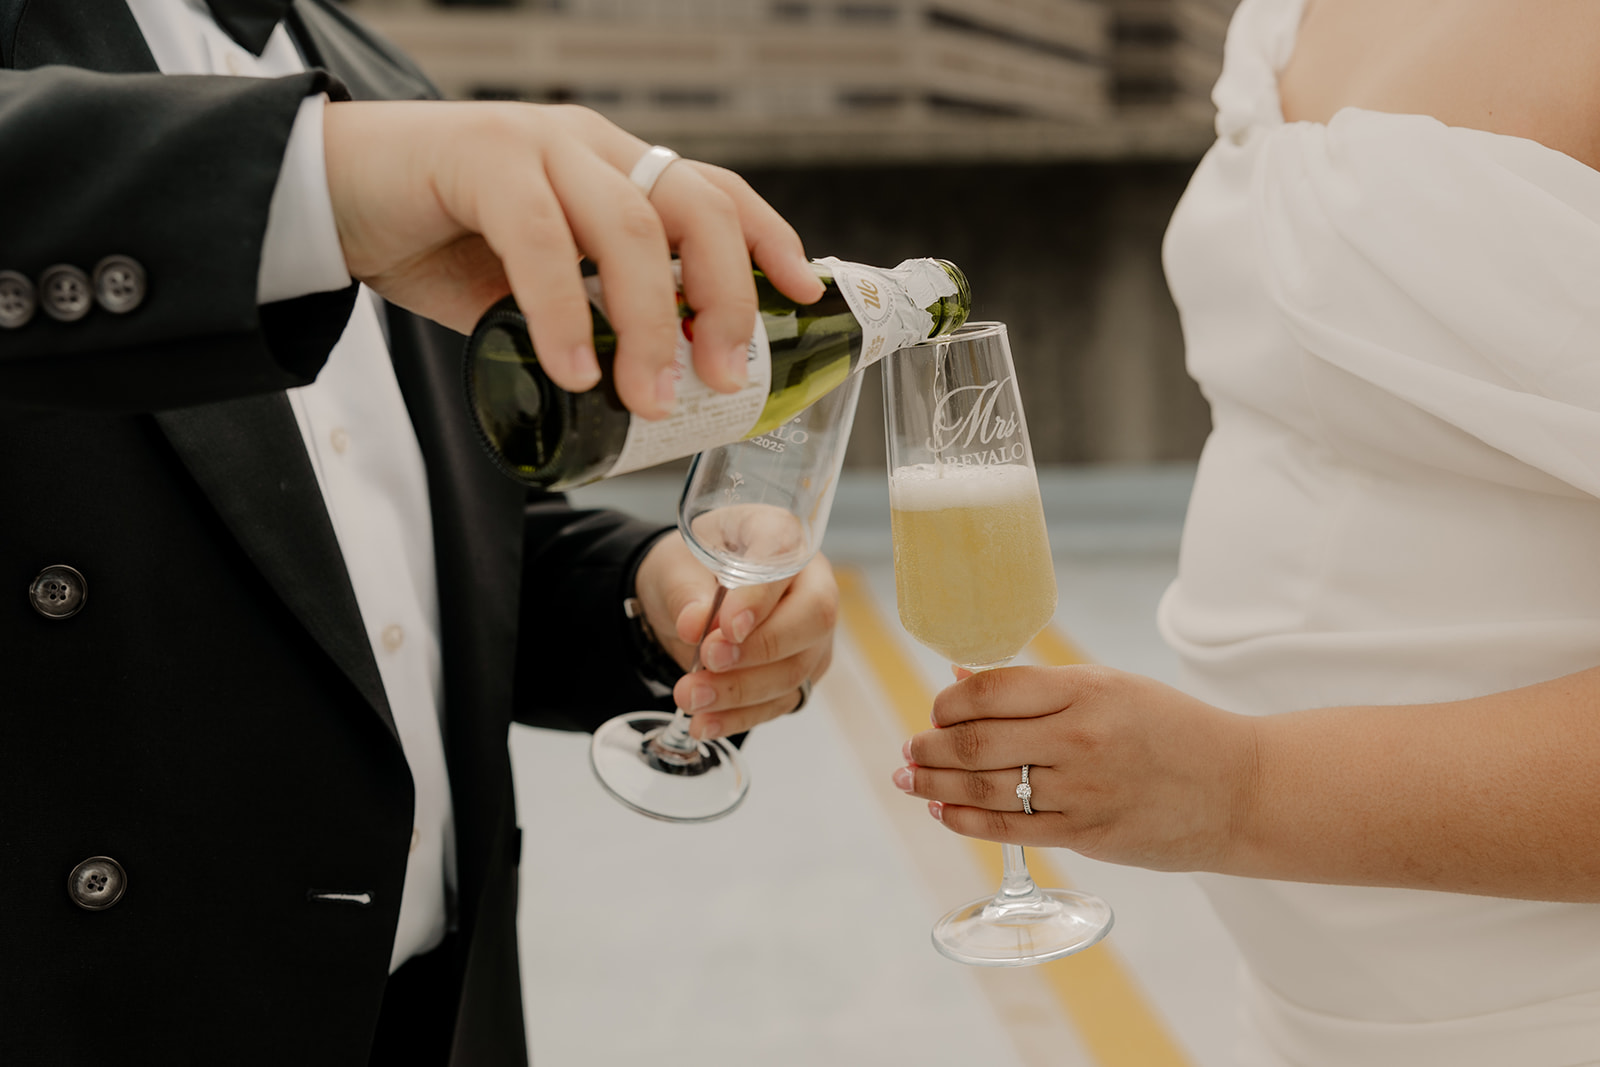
[{"xmin": 464, "ymin": 257, "xmax": 970, "ymax": 490}]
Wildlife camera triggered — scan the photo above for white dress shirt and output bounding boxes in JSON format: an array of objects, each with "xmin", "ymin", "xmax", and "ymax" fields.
[{"xmin": 124, "ymin": 0, "xmax": 456, "ymax": 974}]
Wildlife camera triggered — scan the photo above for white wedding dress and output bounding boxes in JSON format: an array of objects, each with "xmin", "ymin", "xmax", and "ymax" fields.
[{"xmin": 1157, "ymin": 0, "xmax": 1600, "ymax": 1063}]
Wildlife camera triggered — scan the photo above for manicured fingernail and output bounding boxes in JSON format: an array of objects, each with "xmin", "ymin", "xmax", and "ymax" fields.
[
  {"xmin": 730, "ymin": 610, "xmax": 756, "ymax": 644},
  {"xmin": 690, "ymin": 685, "xmax": 716, "ymax": 711},
  {"xmin": 703, "ymin": 640, "xmax": 740, "ymax": 672},
  {"xmin": 928, "ymin": 801, "xmax": 944, "ymax": 822},
  {"xmin": 569, "ymin": 343, "xmax": 600, "ymax": 389},
  {"xmin": 892, "ymin": 767, "xmax": 913, "ymax": 792},
  {"xmin": 655, "ymin": 366, "xmax": 677, "ymax": 412},
  {"xmin": 798, "ymin": 267, "xmax": 825, "ymax": 300},
  {"xmin": 700, "ymin": 718, "xmax": 724, "ymax": 740},
  {"xmin": 724, "ymin": 344, "xmax": 750, "ymax": 386},
  {"xmin": 902, "ymin": 738, "xmax": 912, "ymax": 761}
]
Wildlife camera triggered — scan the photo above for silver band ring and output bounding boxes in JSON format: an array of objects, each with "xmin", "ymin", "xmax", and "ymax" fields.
[
  {"xmin": 791, "ymin": 677, "xmax": 813, "ymax": 714},
  {"xmin": 628, "ymin": 145, "xmax": 681, "ymax": 198},
  {"xmin": 1017, "ymin": 764, "xmax": 1034, "ymax": 815}
]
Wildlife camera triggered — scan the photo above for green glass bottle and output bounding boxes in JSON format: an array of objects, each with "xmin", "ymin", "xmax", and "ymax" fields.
[{"xmin": 464, "ymin": 257, "xmax": 970, "ymax": 490}]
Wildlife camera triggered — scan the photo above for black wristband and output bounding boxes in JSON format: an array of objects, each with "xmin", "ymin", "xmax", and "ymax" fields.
[
  {"xmin": 617, "ymin": 527, "xmax": 685, "ymax": 700},
  {"xmin": 622, "ymin": 595, "xmax": 685, "ymax": 699}
]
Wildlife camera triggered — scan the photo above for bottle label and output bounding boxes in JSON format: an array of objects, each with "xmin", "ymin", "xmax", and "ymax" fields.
[
  {"xmin": 599, "ymin": 280, "xmax": 773, "ymax": 478},
  {"xmin": 812, "ymin": 257, "xmax": 959, "ymax": 371}
]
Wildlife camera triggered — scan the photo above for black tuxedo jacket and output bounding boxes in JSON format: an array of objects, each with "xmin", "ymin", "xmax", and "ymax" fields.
[{"xmin": 0, "ymin": 3, "xmax": 671, "ymax": 1063}]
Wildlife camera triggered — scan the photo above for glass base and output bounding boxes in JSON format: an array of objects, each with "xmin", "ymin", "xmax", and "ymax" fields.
[
  {"xmin": 932, "ymin": 887, "xmax": 1113, "ymax": 967},
  {"xmin": 590, "ymin": 710, "xmax": 750, "ymax": 823}
]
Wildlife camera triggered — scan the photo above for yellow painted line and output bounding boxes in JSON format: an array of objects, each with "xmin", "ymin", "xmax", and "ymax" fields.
[
  {"xmin": 1027, "ymin": 623, "xmax": 1094, "ymax": 670},
  {"xmin": 835, "ymin": 567, "xmax": 1194, "ymax": 1067}
]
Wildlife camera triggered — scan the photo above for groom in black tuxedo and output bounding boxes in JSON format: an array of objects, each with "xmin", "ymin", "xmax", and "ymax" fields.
[{"xmin": 0, "ymin": 2, "xmax": 836, "ymax": 1064}]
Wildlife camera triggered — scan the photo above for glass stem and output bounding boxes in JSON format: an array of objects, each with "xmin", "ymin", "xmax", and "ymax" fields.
[
  {"xmin": 651, "ymin": 582, "xmax": 729, "ymax": 757},
  {"xmin": 998, "ymin": 844, "xmax": 1044, "ymax": 903},
  {"xmin": 969, "ymin": 662, "xmax": 1046, "ymax": 907}
]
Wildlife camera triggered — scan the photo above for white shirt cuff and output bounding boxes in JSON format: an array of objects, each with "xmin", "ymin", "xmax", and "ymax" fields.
[{"xmin": 258, "ymin": 93, "xmax": 353, "ymax": 304}]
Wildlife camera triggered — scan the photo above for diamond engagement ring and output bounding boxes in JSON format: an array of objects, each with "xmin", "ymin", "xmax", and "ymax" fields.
[
  {"xmin": 628, "ymin": 145, "xmax": 681, "ymax": 198},
  {"xmin": 1017, "ymin": 764, "xmax": 1034, "ymax": 815}
]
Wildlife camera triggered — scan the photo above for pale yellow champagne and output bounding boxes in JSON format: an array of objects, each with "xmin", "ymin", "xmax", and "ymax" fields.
[{"xmin": 890, "ymin": 463, "xmax": 1057, "ymax": 668}]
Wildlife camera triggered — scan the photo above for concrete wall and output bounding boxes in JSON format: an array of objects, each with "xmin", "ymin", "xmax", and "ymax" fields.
[{"xmin": 740, "ymin": 159, "xmax": 1213, "ymax": 469}]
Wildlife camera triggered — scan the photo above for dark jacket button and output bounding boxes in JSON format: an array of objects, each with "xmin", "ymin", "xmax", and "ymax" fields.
[
  {"xmin": 29, "ymin": 565, "xmax": 87, "ymax": 619},
  {"xmin": 0, "ymin": 270, "xmax": 36, "ymax": 329},
  {"xmin": 92, "ymin": 255, "xmax": 147, "ymax": 315},
  {"xmin": 68, "ymin": 857, "xmax": 127, "ymax": 911},
  {"xmin": 39, "ymin": 264, "xmax": 92, "ymax": 322}
]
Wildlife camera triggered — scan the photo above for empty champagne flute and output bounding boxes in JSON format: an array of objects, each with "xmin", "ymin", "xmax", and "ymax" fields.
[
  {"xmin": 884, "ymin": 321, "xmax": 1114, "ymax": 965},
  {"xmin": 589, "ymin": 370, "xmax": 864, "ymax": 822}
]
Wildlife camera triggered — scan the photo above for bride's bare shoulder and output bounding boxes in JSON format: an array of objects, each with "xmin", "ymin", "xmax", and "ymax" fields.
[{"xmin": 1278, "ymin": 0, "xmax": 1600, "ymax": 170}]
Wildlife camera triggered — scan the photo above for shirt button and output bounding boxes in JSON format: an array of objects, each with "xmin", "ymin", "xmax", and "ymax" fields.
[
  {"xmin": 381, "ymin": 624, "xmax": 405, "ymax": 652},
  {"xmin": 409, "ymin": 827, "xmax": 421, "ymax": 853},
  {"xmin": 329, "ymin": 428, "xmax": 349, "ymax": 455},
  {"xmin": 224, "ymin": 51, "xmax": 246, "ymax": 76}
]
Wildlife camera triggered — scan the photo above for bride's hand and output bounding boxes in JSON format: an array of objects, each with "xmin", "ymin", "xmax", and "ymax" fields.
[{"xmin": 894, "ymin": 665, "xmax": 1259, "ymax": 872}]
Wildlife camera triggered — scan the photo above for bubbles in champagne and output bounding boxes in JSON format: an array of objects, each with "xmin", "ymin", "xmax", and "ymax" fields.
[
  {"xmin": 888, "ymin": 462, "xmax": 1057, "ymax": 669},
  {"xmin": 889, "ymin": 462, "xmax": 1041, "ymax": 510}
]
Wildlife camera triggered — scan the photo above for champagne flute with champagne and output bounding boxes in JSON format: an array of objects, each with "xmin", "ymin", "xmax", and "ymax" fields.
[{"xmin": 884, "ymin": 322, "xmax": 1114, "ymax": 965}]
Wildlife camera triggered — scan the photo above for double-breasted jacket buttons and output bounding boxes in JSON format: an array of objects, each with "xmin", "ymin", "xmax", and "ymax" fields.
[
  {"xmin": 68, "ymin": 856, "xmax": 127, "ymax": 911},
  {"xmin": 92, "ymin": 255, "xmax": 147, "ymax": 315},
  {"xmin": 39, "ymin": 264, "xmax": 93, "ymax": 322},
  {"xmin": 0, "ymin": 270, "xmax": 35, "ymax": 329},
  {"xmin": 29, "ymin": 564, "xmax": 87, "ymax": 620}
]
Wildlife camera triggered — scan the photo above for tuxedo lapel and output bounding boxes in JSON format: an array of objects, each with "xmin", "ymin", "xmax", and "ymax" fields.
[
  {"xmin": 287, "ymin": 0, "xmax": 438, "ymax": 102},
  {"xmin": 384, "ymin": 309, "xmax": 525, "ymax": 940},
  {"xmin": 155, "ymin": 396, "xmax": 397, "ymax": 738},
  {"xmin": 9, "ymin": 0, "xmax": 157, "ymax": 72}
]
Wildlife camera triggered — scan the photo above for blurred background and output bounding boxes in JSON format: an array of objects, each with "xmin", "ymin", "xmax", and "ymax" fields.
[
  {"xmin": 346, "ymin": 0, "xmax": 1233, "ymax": 469},
  {"xmin": 340, "ymin": 4, "xmax": 1255, "ymax": 1064}
]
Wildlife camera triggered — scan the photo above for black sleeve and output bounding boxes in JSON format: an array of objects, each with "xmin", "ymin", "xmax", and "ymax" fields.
[
  {"xmin": 0, "ymin": 66, "xmax": 358, "ymax": 412},
  {"xmin": 511, "ymin": 492, "xmax": 680, "ymax": 732}
]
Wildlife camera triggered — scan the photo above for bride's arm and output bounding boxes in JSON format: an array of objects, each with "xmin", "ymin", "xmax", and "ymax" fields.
[{"xmin": 895, "ymin": 664, "xmax": 1600, "ymax": 902}]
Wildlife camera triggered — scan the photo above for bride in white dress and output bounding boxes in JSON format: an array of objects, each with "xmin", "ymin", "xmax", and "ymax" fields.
[{"xmin": 896, "ymin": 1, "xmax": 1600, "ymax": 1063}]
